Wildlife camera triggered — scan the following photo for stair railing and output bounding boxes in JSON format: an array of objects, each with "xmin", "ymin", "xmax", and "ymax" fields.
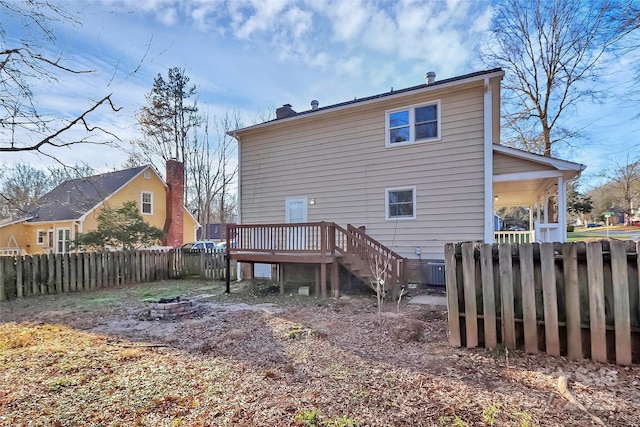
[{"xmin": 331, "ymin": 223, "xmax": 405, "ymax": 295}]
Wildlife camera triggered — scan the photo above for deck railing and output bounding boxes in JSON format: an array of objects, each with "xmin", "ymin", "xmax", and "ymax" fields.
[
  {"xmin": 494, "ymin": 230, "xmax": 535, "ymax": 244},
  {"xmin": 226, "ymin": 222, "xmax": 405, "ymax": 293}
]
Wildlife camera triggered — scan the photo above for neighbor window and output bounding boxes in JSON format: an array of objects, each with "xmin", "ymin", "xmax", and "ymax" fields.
[
  {"xmin": 386, "ymin": 186, "xmax": 416, "ymax": 220},
  {"xmin": 57, "ymin": 228, "xmax": 70, "ymax": 253},
  {"xmin": 386, "ymin": 101, "xmax": 440, "ymax": 146},
  {"xmin": 141, "ymin": 191, "xmax": 153, "ymax": 214},
  {"xmin": 37, "ymin": 229, "xmax": 45, "ymax": 245}
]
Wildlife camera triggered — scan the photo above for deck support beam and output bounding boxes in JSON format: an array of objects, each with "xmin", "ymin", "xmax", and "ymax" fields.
[
  {"xmin": 320, "ymin": 263, "xmax": 327, "ymax": 298},
  {"xmin": 331, "ymin": 259, "xmax": 339, "ymax": 298}
]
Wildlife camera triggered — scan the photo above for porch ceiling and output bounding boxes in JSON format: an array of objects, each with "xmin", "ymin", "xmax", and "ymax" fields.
[{"xmin": 494, "ymin": 178, "xmax": 556, "ymax": 207}]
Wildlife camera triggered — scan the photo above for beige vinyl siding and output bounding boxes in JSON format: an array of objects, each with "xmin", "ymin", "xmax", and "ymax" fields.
[
  {"xmin": 239, "ymin": 80, "xmax": 492, "ymax": 259},
  {"xmin": 493, "ymin": 152, "xmax": 553, "ymax": 175}
]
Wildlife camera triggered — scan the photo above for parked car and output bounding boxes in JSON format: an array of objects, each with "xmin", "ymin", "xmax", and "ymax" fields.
[
  {"xmin": 586, "ymin": 223, "xmax": 603, "ymax": 228},
  {"xmin": 215, "ymin": 241, "xmax": 237, "ymax": 250},
  {"xmin": 181, "ymin": 241, "xmax": 216, "ymax": 252}
]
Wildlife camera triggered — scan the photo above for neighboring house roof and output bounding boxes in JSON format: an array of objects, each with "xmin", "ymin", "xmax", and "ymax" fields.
[
  {"xmin": 229, "ymin": 68, "xmax": 504, "ymax": 135},
  {"xmin": 22, "ymin": 166, "xmax": 150, "ymax": 223}
]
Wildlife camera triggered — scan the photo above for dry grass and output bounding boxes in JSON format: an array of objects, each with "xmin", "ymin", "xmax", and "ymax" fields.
[{"xmin": 1, "ymin": 280, "xmax": 639, "ymax": 426}]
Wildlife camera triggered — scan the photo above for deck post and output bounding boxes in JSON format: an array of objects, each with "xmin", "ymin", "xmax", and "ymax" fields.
[
  {"xmin": 315, "ymin": 266, "xmax": 320, "ymax": 296},
  {"xmin": 320, "ymin": 262, "xmax": 327, "ymax": 298},
  {"xmin": 225, "ymin": 254, "xmax": 230, "ymax": 294},
  {"xmin": 331, "ymin": 259, "xmax": 339, "ymax": 298},
  {"xmin": 279, "ymin": 263, "xmax": 285, "ymax": 295}
]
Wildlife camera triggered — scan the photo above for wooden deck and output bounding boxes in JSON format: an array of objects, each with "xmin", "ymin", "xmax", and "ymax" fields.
[{"xmin": 224, "ymin": 222, "xmax": 406, "ymax": 298}]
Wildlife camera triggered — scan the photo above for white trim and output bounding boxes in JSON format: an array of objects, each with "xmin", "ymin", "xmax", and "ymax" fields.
[
  {"xmin": 56, "ymin": 227, "xmax": 71, "ymax": 254},
  {"xmin": 0, "ymin": 215, "xmax": 34, "ymax": 228},
  {"xmin": 385, "ymin": 186, "xmax": 417, "ymax": 221},
  {"xmin": 36, "ymin": 229, "xmax": 45, "ymax": 245},
  {"xmin": 493, "ymin": 144, "xmax": 585, "ymax": 171},
  {"xmin": 385, "ymin": 100, "xmax": 441, "ymax": 147},
  {"xmin": 285, "ymin": 197, "xmax": 308, "ymax": 223},
  {"xmin": 141, "ymin": 191, "xmax": 153, "ymax": 215},
  {"xmin": 483, "ymin": 78, "xmax": 494, "ymax": 243},
  {"xmin": 229, "ymin": 70, "xmax": 505, "ymax": 135},
  {"xmin": 236, "ymin": 133, "xmax": 242, "ymax": 225},
  {"xmin": 493, "ymin": 170, "xmax": 564, "ymax": 182}
]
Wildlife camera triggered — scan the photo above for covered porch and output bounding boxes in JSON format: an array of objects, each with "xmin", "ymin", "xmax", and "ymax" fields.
[{"xmin": 491, "ymin": 145, "xmax": 585, "ymax": 244}]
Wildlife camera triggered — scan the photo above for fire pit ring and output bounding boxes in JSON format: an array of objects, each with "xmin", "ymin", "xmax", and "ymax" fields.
[{"xmin": 147, "ymin": 296, "xmax": 199, "ymax": 320}]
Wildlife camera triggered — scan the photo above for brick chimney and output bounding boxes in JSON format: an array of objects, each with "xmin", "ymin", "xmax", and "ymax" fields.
[
  {"xmin": 163, "ymin": 159, "xmax": 184, "ymax": 248},
  {"xmin": 276, "ymin": 104, "xmax": 297, "ymax": 119}
]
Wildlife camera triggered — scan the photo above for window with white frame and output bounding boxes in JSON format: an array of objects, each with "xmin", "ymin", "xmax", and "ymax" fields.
[
  {"xmin": 386, "ymin": 101, "xmax": 440, "ymax": 147},
  {"xmin": 36, "ymin": 229, "xmax": 45, "ymax": 245},
  {"xmin": 141, "ymin": 191, "xmax": 153, "ymax": 214},
  {"xmin": 57, "ymin": 228, "xmax": 70, "ymax": 253},
  {"xmin": 386, "ymin": 186, "xmax": 416, "ymax": 220}
]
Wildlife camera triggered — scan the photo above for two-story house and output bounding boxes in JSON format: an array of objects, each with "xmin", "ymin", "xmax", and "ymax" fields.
[{"xmin": 225, "ymin": 68, "xmax": 584, "ymax": 294}]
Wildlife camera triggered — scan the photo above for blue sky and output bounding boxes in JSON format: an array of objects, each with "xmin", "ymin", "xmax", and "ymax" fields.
[{"xmin": 2, "ymin": 0, "xmax": 638, "ymax": 191}]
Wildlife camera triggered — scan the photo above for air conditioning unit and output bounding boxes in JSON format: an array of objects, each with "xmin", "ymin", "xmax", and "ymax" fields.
[{"xmin": 426, "ymin": 261, "xmax": 446, "ymax": 286}]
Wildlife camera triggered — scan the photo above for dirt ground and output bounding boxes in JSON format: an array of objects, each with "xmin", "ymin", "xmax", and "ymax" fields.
[{"xmin": 1, "ymin": 279, "xmax": 639, "ymax": 426}]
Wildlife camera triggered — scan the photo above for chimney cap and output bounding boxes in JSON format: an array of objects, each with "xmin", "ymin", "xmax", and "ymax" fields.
[{"xmin": 311, "ymin": 100, "xmax": 319, "ymax": 110}]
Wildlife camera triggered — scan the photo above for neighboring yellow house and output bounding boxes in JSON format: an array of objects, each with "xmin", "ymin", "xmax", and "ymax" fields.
[{"xmin": 0, "ymin": 163, "xmax": 198, "ymax": 255}]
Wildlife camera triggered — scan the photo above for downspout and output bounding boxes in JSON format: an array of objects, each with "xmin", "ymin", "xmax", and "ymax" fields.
[{"xmin": 483, "ymin": 78, "xmax": 494, "ymax": 243}]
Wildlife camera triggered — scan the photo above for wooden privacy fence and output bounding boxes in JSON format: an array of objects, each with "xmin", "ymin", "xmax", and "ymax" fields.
[
  {"xmin": 181, "ymin": 249, "xmax": 236, "ymax": 281},
  {"xmin": 0, "ymin": 249, "xmax": 236, "ymax": 301},
  {"xmin": 445, "ymin": 240, "xmax": 640, "ymax": 365}
]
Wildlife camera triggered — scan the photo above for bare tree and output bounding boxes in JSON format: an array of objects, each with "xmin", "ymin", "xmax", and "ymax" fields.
[
  {"xmin": 484, "ymin": 0, "xmax": 639, "ymax": 156},
  {"xmin": 601, "ymin": 154, "xmax": 640, "ymax": 220},
  {"xmin": 0, "ymin": 162, "xmax": 96, "ymax": 219},
  {"xmin": 187, "ymin": 112, "xmax": 239, "ymax": 228},
  {"xmin": 0, "ymin": 1, "xmax": 120, "ymax": 157}
]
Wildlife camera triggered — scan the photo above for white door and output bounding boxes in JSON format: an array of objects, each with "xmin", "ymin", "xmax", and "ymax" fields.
[
  {"xmin": 285, "ymin": 197, "xmax": 308, "ymax": 250},
  {"xmin": 286, "ymin": 197, "xmax": 307, "ymax": 223}
]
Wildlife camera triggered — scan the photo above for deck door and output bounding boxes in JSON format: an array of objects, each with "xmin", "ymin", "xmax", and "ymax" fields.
[{"xmin": 285, "ymin": 197, "xmax": 308, "ymax": 250}]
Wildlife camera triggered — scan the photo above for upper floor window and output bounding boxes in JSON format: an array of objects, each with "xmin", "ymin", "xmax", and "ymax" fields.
[
  {"xmin": 141, "ymin": 191, "xmax": 153, "ymax": 214},
  {"xmin": 386, "ymin": 101, "xmax": 441, "ymax": 147},
  {"xmin": 385, "ymin": 186, "xmax": 416, "ymax": 220}
]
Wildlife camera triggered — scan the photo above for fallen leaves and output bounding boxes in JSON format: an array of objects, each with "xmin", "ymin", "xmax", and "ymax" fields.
[{"xmin": 0, "ymin": 282, "xmax": 639, "ymax": 426}]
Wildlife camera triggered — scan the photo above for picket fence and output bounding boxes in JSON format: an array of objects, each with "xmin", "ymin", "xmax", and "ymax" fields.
[
  {"xmin": 445, "ymin": 240, "xmax": 640, "ymax": 365},
  {"xmin": 0, "ymin": 249, "xmax": 234, "ymax": 301}
]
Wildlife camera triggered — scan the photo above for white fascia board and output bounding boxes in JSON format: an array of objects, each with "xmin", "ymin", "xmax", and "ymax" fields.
[
  {"xmin": 493, "ymin": 170, "xmax": 564, "ymax": 182},
  {"xmin": 493, "ymin": 145, "xmax": 585, "ymax": 171},
  {"xmin": 0, "ymin": 216, "xmax": 34, "ymax": 228}
]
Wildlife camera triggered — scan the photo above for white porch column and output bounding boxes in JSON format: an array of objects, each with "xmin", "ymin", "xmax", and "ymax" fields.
[
  {"xmin": 543, "ymin": 193, "xmax": 549, "ymax": 224},
  {"xmin": 558, "ymin": 176, "xmax": 567, "ymax": 242},
  {"xmin": 483, "ymin": 78, "xmax": 494, "ymax": 243}
]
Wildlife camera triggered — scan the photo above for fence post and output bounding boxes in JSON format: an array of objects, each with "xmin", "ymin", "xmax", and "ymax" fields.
[
  {"xmin": 48, "ymin": 254, "xmax": 55, "ymax": 294},
  {"xmin": 480, "ymin": 244, "xmax": 497, "ymax": 350},
  {"xmin": 461, "ymin": 242, "xmax": 478, "ymax": 348},
  {"xmin": 498, "ymin": 244, "xmax": 516, "ymax": 350},
  {"xmin": 611, "ymin": 240, "xmax": 632, "ymax": 365},
  {"xmin": 562, "ymin": 242, "xmax": 582, "ymax": 360},
  {"xmin": 63, "ymin": 254, "xmax": 70, "ymax": 292},
  {"xmin": 0, "ymin": 256, "xmax": 6, "ymax": 301},
  {"xmin": 55, "ymin": 254, "xmax": 62, "ymax": 293},
  {"xmin": 444, "ymin": 243, "xmax": 461, "ymax": 347},
  {"xmin": 16, "ymin": 256, "xmax": 23, "ymax": 298},
  {"xmin": 586, "ymin": 241, "xmax": 607, "ymax": 363},
  {"xmin": 519, "ymin": 243, "xmax": 538, "ymax": 354}
]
